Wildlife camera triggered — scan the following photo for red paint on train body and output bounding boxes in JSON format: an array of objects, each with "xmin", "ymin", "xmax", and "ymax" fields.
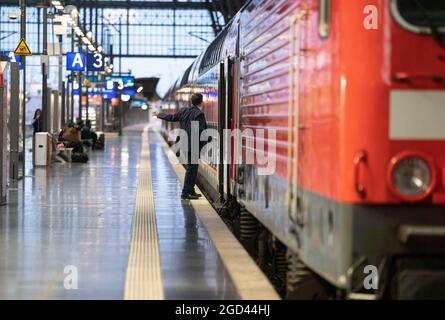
[{"xmin": 161, "ymin": 0, "xmax": 445, "ymax": 296}]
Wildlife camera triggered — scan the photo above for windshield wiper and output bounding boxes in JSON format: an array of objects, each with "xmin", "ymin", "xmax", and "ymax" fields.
[{"xmin": 413, "ymin": 0, "xmax": 445, "ymax": 48}]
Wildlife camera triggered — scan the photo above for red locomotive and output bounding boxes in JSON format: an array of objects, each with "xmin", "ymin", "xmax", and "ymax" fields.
[{"xmin": 161, "ymin": 0, "xmax": 445, "ymax": 299}]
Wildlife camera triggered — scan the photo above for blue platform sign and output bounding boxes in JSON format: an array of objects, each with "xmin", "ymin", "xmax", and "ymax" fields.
[
  {"xmin": 105, "ymin": 76, "xmax": 135, "ymax": 95},
  {"xmin": 105, "ymin": 78, "xmax": 118, "ymax": 91},
  {"xmin": 102, "ymin": 89, "xmax": 117, "ymax": 100},
  {"xmin": 4, "ymin": 51, "xmax": 21, "ymax": 63},
  {"xmin": 3, "ymin": 51, "xmax": 24, "ymax": 69},
  {"xmin": 67, "ymin": 52, "xmax": 86, "ymax": 71},
  {"xmin": 122, "ymin": 89, "xmax": 135, "ymax": 97},
  {"xmin": 73, "ymin": 81, "xmax": 80, "ymax": 95},
  {"xmin": 87, "ymin": 53, "xmax": 104, "ymax": 71}
]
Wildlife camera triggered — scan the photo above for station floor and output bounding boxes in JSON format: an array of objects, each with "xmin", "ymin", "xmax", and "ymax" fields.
[{"xmin": 0, "ymin": 125, "xmax": 278, "ymax": 300}]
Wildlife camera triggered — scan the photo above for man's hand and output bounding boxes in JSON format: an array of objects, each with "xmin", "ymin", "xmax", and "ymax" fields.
[{"xmin": 152, "ymin": 109, "xmax": 160, "ymax": 117}]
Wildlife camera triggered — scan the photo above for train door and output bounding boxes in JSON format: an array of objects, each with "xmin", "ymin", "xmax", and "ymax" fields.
[
  {"xmin": 218, "ymin": 57, "xmax": 236, "ymax": 200},
  {"xmin": 218, "ymin": 62, "xmax": 226, "ymax": 197},
  {"xmin": 229, "ymin": 55, "xmax": 240, "ymax": 200},
  {"xmin": 223, "ymin": 57, "xmax": 234, "ymax": 198}
]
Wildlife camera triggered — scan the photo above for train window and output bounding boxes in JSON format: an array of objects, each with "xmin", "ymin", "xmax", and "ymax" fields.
[
  {"xmin": 180, "ymin": 64, "xmax": 193, "ymax": 87},
  {"xmin": 199, "ymin": 28, "xmax": 229, "ymax": 76},
  {"xmin": 318, "ymin": 0, "xmax": 331, "ymax": 38},
  {"xmin": 391, "ymin": 0, "xmax": 445, "ymax": 33}
]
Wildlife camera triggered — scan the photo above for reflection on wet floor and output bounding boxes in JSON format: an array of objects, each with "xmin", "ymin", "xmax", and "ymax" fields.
[
  {"xmin": 0, "ymin": 134, "xmax": 140, "ymax": 299},
  {"xmin": 0, "ymin": 132, "xmax": 239, "ymax": 299},
  {"xmin": 150, "ymin": 131, "xmax": 239, "ymax": 299}
]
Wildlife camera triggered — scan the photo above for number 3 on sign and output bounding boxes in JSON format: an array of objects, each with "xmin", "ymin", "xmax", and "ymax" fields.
[
  {"xmin": 87, "ymin": 53, "xmax": 105, "ymax": 72},
  {"xmin": 93, "ymin": 53, "xmax": 103, "ymax": 69}
]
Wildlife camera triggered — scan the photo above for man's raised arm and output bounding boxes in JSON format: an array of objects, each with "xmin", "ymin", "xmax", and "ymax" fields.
[{"xmin": 152, "ymin": 108, "xmax": 183, "ymax": 122}]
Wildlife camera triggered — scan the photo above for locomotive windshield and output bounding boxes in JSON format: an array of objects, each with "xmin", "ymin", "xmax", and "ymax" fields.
[{"xmin": 395, "ymin": 0, "xmax": 445, "ymax": 30}]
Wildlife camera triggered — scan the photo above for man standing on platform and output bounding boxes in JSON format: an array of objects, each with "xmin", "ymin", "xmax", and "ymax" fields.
[{"xmin": 152, "ymin": 93, "xmax": 207, "ymax": 200}]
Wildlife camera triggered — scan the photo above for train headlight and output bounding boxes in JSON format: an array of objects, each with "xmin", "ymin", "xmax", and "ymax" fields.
[{"xmin": 388, "ymin": 152, "xmax": 436, "ymax": 202}]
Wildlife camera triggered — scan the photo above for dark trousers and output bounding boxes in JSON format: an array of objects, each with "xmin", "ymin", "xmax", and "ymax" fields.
[{"xmin": 183, "ymin": 164, "xmax": 199, "ymax": 194}]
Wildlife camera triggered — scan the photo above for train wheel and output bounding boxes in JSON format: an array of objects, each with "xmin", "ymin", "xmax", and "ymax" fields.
[
  {"xmin": 286, "ymin": 252, "xmax": 335, "ymax": 300},
  {"xmin": 235, "ymin": 209, "xmax": 259, "ymax": 255}
]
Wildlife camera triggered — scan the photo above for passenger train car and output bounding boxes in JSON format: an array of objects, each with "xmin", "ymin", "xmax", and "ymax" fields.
[{"xmin": 161, "ymin": 0, "xmax": 445, "ymax": 299}]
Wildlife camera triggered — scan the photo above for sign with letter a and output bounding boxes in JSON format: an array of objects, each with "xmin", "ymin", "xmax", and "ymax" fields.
[
  {"xmin": 66, "ymin": 52, "xmax": 86, "ymax": 71},
  {"xmin": 3, "ymin": 51, "xmax": 25, "ymax": 70}
]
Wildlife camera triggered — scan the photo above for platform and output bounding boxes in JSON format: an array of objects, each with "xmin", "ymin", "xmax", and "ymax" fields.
[{"xmin": 0, "ymin": 126, "xmax": 278, "ymax": 300}]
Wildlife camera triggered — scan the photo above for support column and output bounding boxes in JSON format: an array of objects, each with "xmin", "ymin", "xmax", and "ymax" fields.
[
  {"xmin": 78, "ymin": 35, "xmax": 83, "ymax": 121},
  {"xmin": 59, "ymin": 34, "xmax": 64, "ymax": 128},
  {"xmin": 42, "ymin": 5, "xmax": 49, "ymax": 132},
  {"xmin": 70, "ymin": 28, "xmax": 75, "ymax": 122},
  {"xmin": 20, "ymin": 0, "xmax": 26, "ymax": 178},
  {"xmin": 86, "ymin": 47, "xmax": 89, "ymax": 121}
]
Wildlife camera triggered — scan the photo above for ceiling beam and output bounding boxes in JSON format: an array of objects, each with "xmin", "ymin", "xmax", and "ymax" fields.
[{"xmin": 0, "ymin": 0, "xmax": 213, "ymax": 10}]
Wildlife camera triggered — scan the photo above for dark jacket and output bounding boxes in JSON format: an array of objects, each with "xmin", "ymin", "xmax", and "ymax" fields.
[
  {"xmin": 158, "ymin": 106, "xmax": 208, "ymax": 158},
  {"xmin": 32, "ymin": 118, "xmax": 42, "ymax": 134}
]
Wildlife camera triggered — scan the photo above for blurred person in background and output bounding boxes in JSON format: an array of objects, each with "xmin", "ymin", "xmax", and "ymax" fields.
[{"xmin": 32, "ymin": 109, "xmax": 43, "ymax": 135}]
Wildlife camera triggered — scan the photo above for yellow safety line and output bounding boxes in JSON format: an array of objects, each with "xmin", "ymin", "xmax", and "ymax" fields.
[
  {"xmin": 156, "ymin": 131, "xmax": 280, "ymax": 300},
  {"xmin": 124, "ymin": 126, "xmax": 164, "ymax": 300}
]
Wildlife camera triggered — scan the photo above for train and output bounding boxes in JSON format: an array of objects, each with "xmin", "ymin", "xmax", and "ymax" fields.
[{"xmin": 160, "ymin": 0, "xmax": 445, "ymax": 299}]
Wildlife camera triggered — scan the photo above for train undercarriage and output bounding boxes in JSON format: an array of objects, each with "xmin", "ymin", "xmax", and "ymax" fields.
[{"xmin": 204, "ymin": 189, "xmax": 445, "ymax": 300}]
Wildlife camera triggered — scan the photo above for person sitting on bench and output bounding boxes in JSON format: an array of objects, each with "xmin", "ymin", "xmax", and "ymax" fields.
[
  {"xmin": 81, "ymin": 120, "xmax": 98, "ymax": 147},
  {"xmin": 59, "ymin": 123, "xmax": 83, "ymax": 154}
]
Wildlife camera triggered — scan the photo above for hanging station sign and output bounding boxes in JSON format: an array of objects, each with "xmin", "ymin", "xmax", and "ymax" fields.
[
  {"xmin": 66, "ymin": 52, "xmax": 86, "ymax": 71},
  {"xmin": 87, "ymin": 53, "xmax": 104, "ymax": 72},
  {"xmin": 2, "ymin": 51, "xmax": 24, "ymax": 70},
  {"xmin": 66, "ymin": 52, "xmax": 105, "ymax": 72}
]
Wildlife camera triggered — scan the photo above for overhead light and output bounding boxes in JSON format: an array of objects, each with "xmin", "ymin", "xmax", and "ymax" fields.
[
  {"xmin": 121, "ymin": 94, "xmax": 131, "ymax": 102},
  {"xmin": 82, "ymin": 37, "xmax": 91, "ymax": 45},
  {"xmin": 88, "ymin": 44, "xmax": 95, "ymax": 51},
  {"xmin": 86, "ymin": 31, "xmax": 93, "ymax": 40},
  {"xmin": 52, "ymin": 1, "xmax": 64, "ymax": 10},
  {"xmin": 8, "ymin": 9, "xmax": 21, "ymax": 20},
  {"xmin": 137, "ymin": 86, "xmax": 143, "ymax": 93},
  {"xmin": 104, "ymin": 57, "xmax": 110, "ymax": 63},
  {"xmin": 97, "ymin": 46, "xmax": 103, "ymax": 53},
  {"xmin": 68, "ymin": 7, "xmax": 79, "ymax": 19},
  {"xmin": 75, "ymin": 29, "xmax": 84, "ymax": 37}
]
